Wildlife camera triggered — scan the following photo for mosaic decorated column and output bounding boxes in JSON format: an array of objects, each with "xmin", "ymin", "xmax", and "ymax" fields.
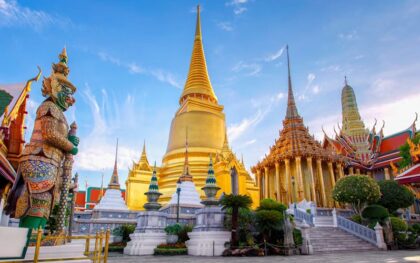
[
  {"xmin": 337, "ymin": 163, "xmax": 344, "ymax": 179},
  {"xmin": 316, "ymin": 159, "xmax": 327, "ymax": 207},
  {"xmin": 264, "ymin": 166, "xmax": 269, "ymax": 199},
  {"xmin": 306, "ymin": 157, "xmax": 317, "ymax": 204},
  {"xmin": 284, "ymin": 159, "xmax": 291, "ymax": 204},
  {"xmin": 349, "ymin": 167, "xmax": 354, "ymax": 175},
  {"xmin": 275, "ymin": 162, "xmax": 280, "ymax": 201},
  {"xmin": 295, "ymin": 157, "xmax": 304, "ymax": 201},
  {"xmin": 328, "ymin": 162, "xmax": 336, "ymax": 207}
]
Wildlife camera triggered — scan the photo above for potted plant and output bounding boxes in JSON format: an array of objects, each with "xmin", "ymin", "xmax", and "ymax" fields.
[
  {"xmin": 164, "ymin": 224, "xmax": 182, "ymax": 244},
  {"xmin": 112, "ymin": 226, "xmax": 124, "ymax": 243}
]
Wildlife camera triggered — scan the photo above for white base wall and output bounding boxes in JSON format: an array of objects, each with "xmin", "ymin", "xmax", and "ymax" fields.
[
  {"xmin": 123, "ymin": 232, "xmax": 166, "ymax": 256},
  {"xmin": 186, "ymin": 231, "xmax": 230, "ymax": 256}
]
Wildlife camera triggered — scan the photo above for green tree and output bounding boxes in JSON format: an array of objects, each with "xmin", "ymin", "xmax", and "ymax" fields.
[
  {"xmin": 255, "ymin": 199, "xmax": 286, "ymax": 244},
  {"xmin": 332, "ymin": 175, "xmax": 381, "ymax": 214},
  {"xmin": 220, "ymin": 194, "xmax": 253, "ymax": 248},
  {"xmin": 377, "ymin": 180, "xmax": 415, "ymax": 213}
]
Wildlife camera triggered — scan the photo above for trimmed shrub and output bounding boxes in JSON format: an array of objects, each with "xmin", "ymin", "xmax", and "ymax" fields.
[
  {"xmin": 350, "ymin": 214, "xmax": 362, "ymax": 224},
  {"xmin": 164, "ymin": 223, "xmax": 182, "ymax": 235},
  {"xmin": 332, "ymin": 175, "xmax": 381, "ymax": 214},
  {"xmin": 361, "ymin": 205, "xmax": 389, "ymax": 223},
  {"xmin": 257, "ymin": 199, "xmax": 287, "ymax": 213},
  {"xmin": 390, "ymin": 217, "xmax": 408, "ymax": 233},
  {"xmin": 121, "ymin": 224, "xmax": 135, "ymax": 242},
  {"xmin": 377, "ymin": 180, "xmax": 415, "ymax": 213},
  {"xmin": 177, "ymin": 224, "xmax": 193, "ymax": 243}
]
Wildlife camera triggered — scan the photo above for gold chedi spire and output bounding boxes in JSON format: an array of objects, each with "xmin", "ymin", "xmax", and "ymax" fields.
[
  {"xmin": 341, "ymin": 76, "xmax": 367, "ymax": 136},
  {"xmin": 108, "ymin": 138, "xmax": 121, "ymax": 189},
  {"xmin": 180, "ymin": 5, "xmax": 217, "ymax": 105},
  {"xmin": 139, "ymin": 140, "xmax": 149, "ymax": 166}
]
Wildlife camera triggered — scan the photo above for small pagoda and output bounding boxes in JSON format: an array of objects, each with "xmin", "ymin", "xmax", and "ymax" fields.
[{"xmin": 251, "ymin": 46, "xmax": 344, "ymax": 208}]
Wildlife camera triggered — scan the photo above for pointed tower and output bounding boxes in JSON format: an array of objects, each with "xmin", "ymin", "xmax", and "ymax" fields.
[
  {"xmin": 108, "ymin": 139, "xmax": 121, "ymax": 190},
  {"xmin": 252, "ymin": 46, "xmax": 344, "ymax": 207},
  {"xmin": 126, "ymin": 141, "xmax": 153, "ymax": 211},
  {"xmin": 180, "ymin": 5, "xmax": 217, "ymax": 105},
  {"xmin": 341, "ymin": 76, "xmax": 368, "ymax": 136},
  {"xmin": 144, "ymin": 162, "xmax": 162, "ymax": 211},
  {"xmin": 94, "ymin": 139, "xmax": 128, "ymax": 211},
  {"xmin": 127, "ymin": 6, "xmax": 260, "ymax": 208}
]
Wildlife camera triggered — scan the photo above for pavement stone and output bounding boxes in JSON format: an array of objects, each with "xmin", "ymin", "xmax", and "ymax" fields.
[{"xmin": 107, "ymin": 250, "xmax": 420, "ymax": 263}]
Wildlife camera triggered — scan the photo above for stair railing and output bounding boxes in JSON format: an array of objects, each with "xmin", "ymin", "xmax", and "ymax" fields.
[
  {"xmin": 294, "ymin": 207, "xmax": 314, "ymax": 226},
  {"xmin": 336, "ymin": 215, "xmax": 387, "ymax": 250}
]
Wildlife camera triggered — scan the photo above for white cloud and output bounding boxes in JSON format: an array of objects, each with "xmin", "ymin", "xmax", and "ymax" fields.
[
  {"xmin": 298, "ymin": 73, "xmax": 320, "ymax": 100},
  {"xmin": 265, "ymin": 46, "xmax": 286, "ymax": 62},
  {"xmin": 0, "ymin": 0, "xmax": 67, "ymax": 30},
  {"xmin": 226, "ymin": 0, "xmax": 249, "ymax": 15},
  {"xmin": 232, "ymin": 61, "xmax": 262, "ymax": 76},
  {"xmin": 75, "ymin": 83, "xmax": 139, "ymax": 172},
  {"xmin": 98, "ymin": 52, "xmax": 181, "ymax": 88},
  {"xmin": 244, "ymin": 139, "xmax": 256, "ymax": 145},
  {"xmin": 338, "ymin": 30, "xmax": 358, "ymax": 40},
  {"xmin": 228, "ymin": 109, "xmax": 266, "ymax": 142},
  {"xmin": 218, "ymin": 21, "xmax": 233, "ymax": 31}
]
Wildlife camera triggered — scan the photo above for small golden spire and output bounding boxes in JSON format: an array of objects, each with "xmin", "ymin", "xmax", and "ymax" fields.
[
  {"xmin": 195, "ymin": 5, "xmax": 201, "ymax": 40},
  {"xmin": 108, "ymin": 138, "xmax": 121, "ymax": 189},
  {"xmin": 180, "ymin": 4, "xmax": 217, "ymax": 104}
]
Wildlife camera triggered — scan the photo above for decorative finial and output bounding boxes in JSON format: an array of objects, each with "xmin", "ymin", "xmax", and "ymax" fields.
[
  {"xmin": 143, "ymin": 161, "xmax": 162, "ymax": 211},
  {"xmin": 195, "ymin": 5, "xmax": 201, "ymax": 39},
  {"xmin": 180, "ymin": 127, "xmax": 192, "ymax": 182},
  {"xmin": 344, "ymin": 75, "xmax": 348, "ymax": 86},
  {"xmin": 201, "ymin": 154, "xmax": 221, "ymax": 206},
  {"xmin": 285, "ymin": 45, "xmax": 300, "ymax": 119},
  {"xmin": 108, "ymin": 138, "xmax": 121, "ymax": 189}
]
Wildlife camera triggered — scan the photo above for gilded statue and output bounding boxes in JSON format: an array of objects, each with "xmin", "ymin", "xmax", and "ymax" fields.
[{"xmin": 6, "ymin": 48, "xmax": 79, "ymax": 230}]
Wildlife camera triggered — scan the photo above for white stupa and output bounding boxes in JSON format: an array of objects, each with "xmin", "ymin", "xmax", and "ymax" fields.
[{"xmin": 94, "ymin": 140, "xmax": 128, "ymax": 212}]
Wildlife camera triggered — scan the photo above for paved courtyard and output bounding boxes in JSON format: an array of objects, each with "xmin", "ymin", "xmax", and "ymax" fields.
[{"xmin": 108, "ymin": 250, "xmax": 420, "ymax": 263}]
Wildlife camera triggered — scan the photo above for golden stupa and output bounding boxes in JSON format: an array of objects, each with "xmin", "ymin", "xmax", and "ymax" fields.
[{"xmin": 125, "ymin": 6, "xmax": 260, "ymax": 210}]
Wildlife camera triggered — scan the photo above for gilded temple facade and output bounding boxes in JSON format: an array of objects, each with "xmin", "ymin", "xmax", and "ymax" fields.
[
  {"xmin": 125, "ymin": 6, "xmax": 259, "ymax": 210},
  {"xmin": 251, "ymin": 47, "xmax": 344, "ymax": 208},
  {"xmin": 323, "ymin": 78, "xmax": 418, "ymax": 180}
]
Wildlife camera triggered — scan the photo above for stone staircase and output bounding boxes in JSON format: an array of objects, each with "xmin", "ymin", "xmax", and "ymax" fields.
[
  {"xmin": 309, "ymin": 226, "xmax": 378, "ymax": 253},
  {"xmin": 314, "ymin": 216, "xmax": 334, "ymax": 227}
]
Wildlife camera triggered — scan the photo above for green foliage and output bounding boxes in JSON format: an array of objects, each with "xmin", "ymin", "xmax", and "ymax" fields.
[
  {"xmin": 411, "ymin": 223, "xmax": 420, "ymax": 235},
  {"xmin": 361, "ymin": 205, "xmax": 389, "ymax": 223},
  {"xmin": 121, "ymin": 224, "xmax": 135, "ymax": 242},
  {"xmin": 332, "ymin": 175, "xmax": 381, "ymax": 214},
  {"xmin": 220, "ymin": 194, "xmax": 253, "ymax": 247},
  {"xmin": 164, "ymin": 223, "xmax": 182, "ymax": 235},
  {"xmin": 112, "ymin": 226, "xmax": 124, "ymax": 236},
  {"xmin": 255, "ymin": 210, "xmax": 283, "ymax": 237},
  {"xmin": 293, "ymin": 228, "xmax": 302, "ymax": 246},
  {"xmin": 256, "ymin": 198, "xmax": 287, "ymax": 213},
  {"xmin": 255, "ymin": 199, "xmax": 286, "ymax": 244},
  {"xmin": 177, "ymin": 224, "xmax": 193, "ymax": 243},
  {"xmin": 351, "ymin": 214, "xmax": 362, "ymax": 224},
  {"xmin": 377, "ymin": 180, "xmax": 415, "ymax": 213},
  {"xmin": 398, "ymin": 134, "xmax": 420, "ymax": 169},
  {"xmin": 224, "ymin": 208, "xmax": 256, "ymax": 246},
  {"xmin": 220, "ymin": 194, "xmax": 253, "ymax": 212},
  {"xmin": 390, "ymin": 217, "xmax": 408, "ymax": 233},
  {"xmin": 154, "ymin": 247, "xmax": 188, "ymax": 255}
]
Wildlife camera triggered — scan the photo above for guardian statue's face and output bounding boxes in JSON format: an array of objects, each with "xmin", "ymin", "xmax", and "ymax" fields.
[{"xmin": 56, "ymin": 85, "xmax": 75, "ymax": 111}]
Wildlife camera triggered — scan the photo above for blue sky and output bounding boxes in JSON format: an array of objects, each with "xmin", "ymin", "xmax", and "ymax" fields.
[{"xmin": 1, "ymin": 0, "xmax": 419, "ymax": 190}]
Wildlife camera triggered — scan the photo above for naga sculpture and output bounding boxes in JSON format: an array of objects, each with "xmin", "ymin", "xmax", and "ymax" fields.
[{"xmin": 6, "ymin": 48, "xmax": 79, "ymax": 230}]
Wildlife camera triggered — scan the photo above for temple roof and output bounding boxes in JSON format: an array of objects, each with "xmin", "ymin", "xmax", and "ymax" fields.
[
  {"xmin": 179, "ymin": 5, "xmax": 218, "ymax": 104},
  {"xmin": 253, "ymin": 47, "xmax": 341, "ymax": 170}
]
